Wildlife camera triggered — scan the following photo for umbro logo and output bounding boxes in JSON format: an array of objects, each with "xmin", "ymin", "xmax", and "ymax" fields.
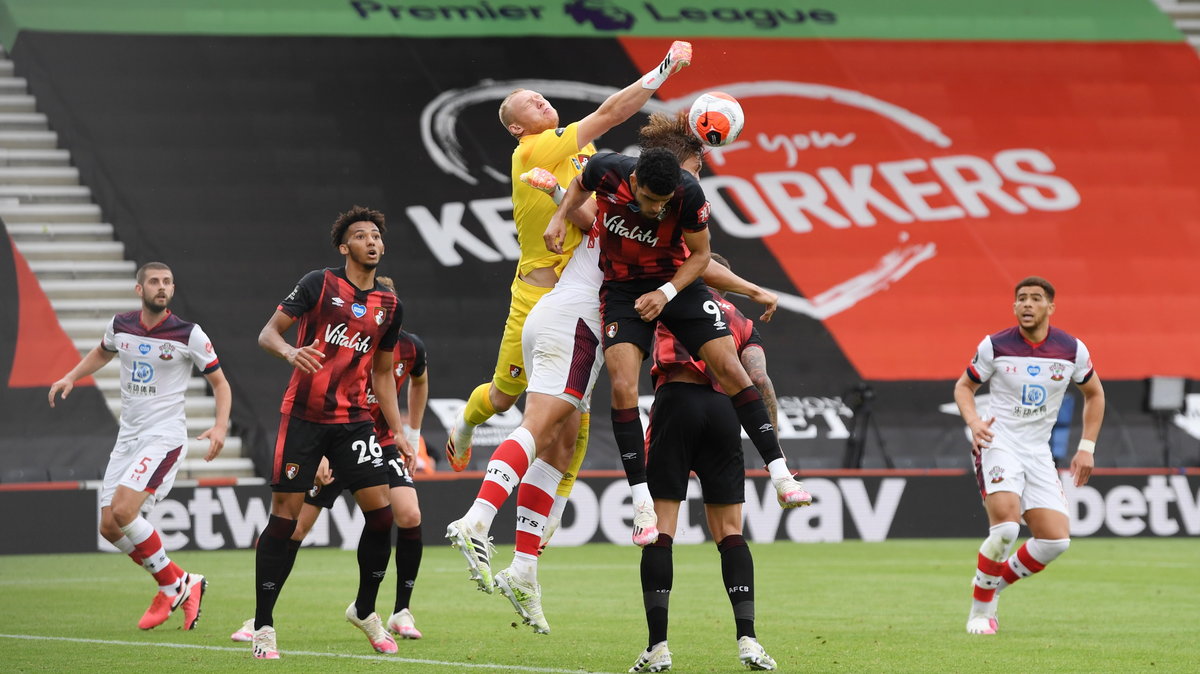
[
  {"xmin": 331, "ymin": 297, "xmax": 345, "ymax": 307},
  {"xmin": 621, "ymin": 452, "xmax": 638, "ymax": 460},
  {"xmin": 758, "ymin": 424, "xmax": 774, "ymax": 433}
]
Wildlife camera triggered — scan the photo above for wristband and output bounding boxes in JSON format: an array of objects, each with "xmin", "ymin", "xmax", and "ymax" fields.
[
  {"xmin": 658, "ymin": 282, "xmax": 678, "ymax": 302},
  {"xmin": 1077, "ymin": 439, "xmax": 1095, "ymax": 454},
  {"xmin": 641, "ymin": 41, "xmax": 690, "ymax": 90},
  {"xmin": 403, "ymin": 425, "xmax": 421, "ymax": 451}
]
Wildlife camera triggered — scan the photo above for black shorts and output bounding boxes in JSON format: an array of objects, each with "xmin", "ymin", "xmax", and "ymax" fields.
[
  {"xmin": 646, "ymin": 382, "xmax": 745, "ymax": 504},
  {"xmin": 271, "ymin": 415, "xmax": 389, "ymax": 494},
  {"xmin": 305, "ymin": 439, "xmax": 414, "ymax": 508},
  {"xmin": 600, "ymin": 278, "xmax": 731, "ymax": 357}
]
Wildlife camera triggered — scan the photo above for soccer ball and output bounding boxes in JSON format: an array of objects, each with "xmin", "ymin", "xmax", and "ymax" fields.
[{"xmin": 688, "ymin": 92, "xmax": 745, "ymax": 147}]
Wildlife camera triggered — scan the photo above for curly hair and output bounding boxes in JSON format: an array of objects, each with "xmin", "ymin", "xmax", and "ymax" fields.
[
  {"xmin": 331, "ymin": 205, "xmax": 386, "ymax": 249},
  {"xmin": 1014, "ymin": 276, "xmax": 1055, "ymax": 301},
  {"xmin": 638, "ymin": 111, "xmax": 703, "ymax": 167},
  {"xmin": 634, "ymin": 147, "xmax": 682, "ymax": 196}
]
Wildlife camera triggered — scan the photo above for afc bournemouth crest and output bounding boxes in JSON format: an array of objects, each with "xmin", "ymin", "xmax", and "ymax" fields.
[
  {"xmin": 605, "ymin": 322, "xmax": 619, "ymax": 339},
  {"xmin": 509, "ymin": 364, "xmax": 522, "ymax": 379},
  {"xmin": 989, "ymin": 466, "xmax": 1005, "ymax": 484},
  {"xmin": 375, "ymin": 307, "xmax": 386, "ymax": 326},
  {"xmin": 1049, "ymin": 363, "xmax": 1066, "ymax": 381},
  {"xmin": 158, "ymin": 343, "xmax": 175, "ymax": 360},
  {"xmin": 285, "ymin": 463, "xmax": 300, "ymax": 480}
]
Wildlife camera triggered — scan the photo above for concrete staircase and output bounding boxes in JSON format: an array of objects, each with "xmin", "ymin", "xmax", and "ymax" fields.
[
  {"xmin": 1154, "ymin": 0, "xmax": 1200, "ymax": 53},
  {"xmin": 1, "ymin": 45, "xmax": 253, "ymax": 479}
]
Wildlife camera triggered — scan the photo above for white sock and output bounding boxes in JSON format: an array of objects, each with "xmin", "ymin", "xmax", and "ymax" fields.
[
  {"xmin": 766, "ymin": 458, "xmax": 791, "ymax": 481},
  {"xmin": 631, "ymin": 482, "xmax": 653, "ymax": 507}
]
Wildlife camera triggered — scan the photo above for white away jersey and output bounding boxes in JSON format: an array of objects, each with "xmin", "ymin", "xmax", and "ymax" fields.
[
  {"xmin": 966, "ymin": 325, "xmax": 1094, "ymax": 454},
  {"xmin": 545, "ymin": 220, "xmax": 603, "ymax": 308},
  {"xmin": 101, "ymin": 310, "xmax": 220, "ymax": 441}
]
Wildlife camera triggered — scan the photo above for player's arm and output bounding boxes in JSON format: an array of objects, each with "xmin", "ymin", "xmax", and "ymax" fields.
[
  {"xmin": 1069, "ymin": 373, "xmax": 1104, "ymax": 487},
  {"xmin": 545, "ymin": 175, "xmax": 595, "ymax": 253},
  {"xmin": 954, "ymin": 372, "xmax": 994, "ymax": 458},
  {"xmin": 258, "ymin": 310, "xmax": 324, "ymax": 373},
  {"xmin": 701, "ymin": 259, "xmax": 778, "ymax": 323},
  {"xmin": 575, "ymin": 41, "xmax": 692, "ymax": 148},
  {"xmin": 635, "ymin": 228, "xmax": 711, "ymax": 322},
  {"xmin": 523, "ymin": 167, "xmax": 597, "ymax": 233},
  {"xmin": 403, "ymin": 369, "xmax": 429, "ymax": 454},
  {"xmin": 48, "ymin": 345, "xmax": 116, "ymax": 407},
  {"xmin": 372, "ymin": 349, "xmax": 414, "ymax": 472},
  {"xmin": 740, "ymin": 345, "xmax": 778, "ymax": 429},
  {"xmin": 198, "ymin": 367, "xmax": 231, "ymax": 461}
]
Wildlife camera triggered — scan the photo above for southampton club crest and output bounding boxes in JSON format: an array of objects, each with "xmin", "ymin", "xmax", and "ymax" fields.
[
  {"xmin": 158, "ymin": 343, "xmax": 175, "ymax": 360},
  {"xmin": 1050, "ymin": 363, "xmax": 1066, "ymax": 381},
  {"xmin": 989, "ymin": 466, "xmax": 1005, "ymax": 484}
]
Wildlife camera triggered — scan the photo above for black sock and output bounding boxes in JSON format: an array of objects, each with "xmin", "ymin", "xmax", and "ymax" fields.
[
  {"xmin": 393, "ymin": 524, "xmax": 422, "ymax": 614},
  {"xmin": 640, "ymin": 533, "xmax": 673, "ymax": 649},
  {"xmin": 612, "ymin": 407, "xmax": 647, "ymax": 486},
  {"xmin": 354, "ymin": 505, "xmax": 394, "ymax": 620},
  {"xmin": 718, "ymin": 534, "xmax": 755, "ymax": 639},
  {"xmin": 730, "ymin": 387, "xmax": 784, "ymax": 466},
  {"xmin": 255, "ymin": 514, "xmax": 298, "ymax": 630}
]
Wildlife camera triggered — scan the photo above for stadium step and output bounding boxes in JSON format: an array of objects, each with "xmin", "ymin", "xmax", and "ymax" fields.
[
  {"xmin": 0, "ymin": 184, "xmax": 91, "ymax": 203},
  {"xmin": 0, "ymin": 166, "xmax": 80, "ymax": 185},
  {"xmin": 0, "ymin": 148, "xmax": 71, "ymax": 166},
  {"xmin": 0, "ymin": 130, "xmax": 57, "ymax": 149},
  {"xmin": 0, "ymin": 60, "xmax": 13, "ymax": 77},
  {"xmin": 0, "ymin": 77, "xmax": 29, "ymax": 95},
  {"xmin": 43, "ymin": 278, "xmax": 134, "ymax": 301},
  {"xmin": 0, "ymin": 111, "xmax": 49, "ymax": 130},
  {"xmin": 26, "ymin": 259, "xmax": 136, "ymax": 279},
  {"xmin": 107, "ymin": 395, "xmax": 219, "ymax": 419},
  {"xmin": 5, "ymin": 222, "xmax": 114, "ymax": 242},
  {"xmin": 59, "ymin": 317, "xmax": 112, "ymax": 340},
  {"xmin": 13, "ymin": 239, "xmax": 124, "ymax": 261},
  {"xmin": 50, "ymin": 296, "xmax": 141, "ymax": 318},
  {"xmin": 0, "ymin": 202, "xmax": 101, "ymax": 222},
  {"xmin": 177, "ymin": 456, "xmax": 256, "ymax": 479},
  {"xmin": 0, "ymin": 94, "xmax": 36, "ymax": 113}
]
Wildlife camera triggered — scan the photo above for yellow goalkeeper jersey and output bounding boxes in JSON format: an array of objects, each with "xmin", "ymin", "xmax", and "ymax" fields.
[{"xmin": 510, "ymin": 122, "xmax": 596, "ymax": 278}]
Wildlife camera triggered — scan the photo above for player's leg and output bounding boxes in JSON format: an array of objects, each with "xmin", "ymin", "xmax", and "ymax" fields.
[
  {"xmin": 447, "ymin": 425, "xmax": 536, "ymax": 593},
  {"xmin": 385, "ymin": 451, "xmax": 423, "ymax": 640},
  {"xmin": 990, "ymin": 455, "xmax": 1072, "ymax": 600},
  {"xmin": 967, "ymin": 448, "xmax": 1023, "ymax": 634},
  {"xmin": 606, "ymin": 341, "xmax": 657, "ymax": 536},
  {"xmin": 541, "ymin": 412, "xmax": 586, "ymax": 552}
]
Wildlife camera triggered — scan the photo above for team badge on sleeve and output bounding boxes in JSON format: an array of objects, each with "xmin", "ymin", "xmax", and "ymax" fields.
[
  {"xmin": 696, "ymin": 201, "xmax": 711, "ymax": 225},
  {"xmin": 508, "ymin": 364, "xmax": 523, "ymax": 379}
]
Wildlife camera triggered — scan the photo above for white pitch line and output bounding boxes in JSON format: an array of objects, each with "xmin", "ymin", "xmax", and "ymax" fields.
[{"xmin": 0, "ymin": 634, "xmax": 610, "ymax": 672}]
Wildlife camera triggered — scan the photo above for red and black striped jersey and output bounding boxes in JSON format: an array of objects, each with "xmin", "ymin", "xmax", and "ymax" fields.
[
  {"xmin": 277, "ymin": 267, "xmax": 403, "ymax": 424},
  {"xmin": 367, "ymin": 331, "xmax": 427, "ymax": 445},
  {"xmin": 582, "ymin": 152, "xmax": 710, "ymax": 282},
  {"xmin": 651, "ymin": 288, "xmax": 761, "ymax": 393}
]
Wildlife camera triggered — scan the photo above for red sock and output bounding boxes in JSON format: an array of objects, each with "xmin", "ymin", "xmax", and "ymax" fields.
[
  {"xmin": 514, "ymin": 459, "xmax": 561, "ymax": 558},
  {"xmin": 476, "ymin": 430, "xmax": 534, "ymax": 512}
]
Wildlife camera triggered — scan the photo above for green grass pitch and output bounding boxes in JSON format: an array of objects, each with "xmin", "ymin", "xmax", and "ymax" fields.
[{"xmin": 1, "ymin": 538, "xmax": 1196, "ymax": 672}]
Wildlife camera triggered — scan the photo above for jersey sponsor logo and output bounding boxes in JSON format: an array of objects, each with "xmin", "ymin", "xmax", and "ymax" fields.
[
  {"xmin": 989, "ymin": 466, "xmax": 1005, "ymax": 484},
  {"xmin": 351, "ymin": 303, "xmax": 367, "ymax": 318},
  {"xmin": 508, "ymin": 364, "xmax": 522, "ymax": 379},
  {"xmin": 602, "ymin": 213, "xmax": 660, "ymax": 246},
  {"xmin": 331, "ymin": 296, "xmax": 345, "ymax": 307},
  {"xmin": 696, "ymin": 201, "xmax": 711, "ymax": 225},
  {"xmin": 285, "ymin": 463, "xmax": 300, "ymax": 480},
  {"xmin": 1021, "ymin": 383, "xmax": 1047, "ymax": 407},
  {"xmin": 131, "ymin": 360, "xmax": 155, "ymax": 383},
  {"xmin": 285, "ymin": 284, "xmax": 300, "ymax": 302},
  {"xmin": 1050, "ymin": 363, "xmax": 1065, "ymax": 381},
  {"xmin": 605, "ymin": 322, "xmax": 618, "ymax": 339},
  {"xmin": 158, "ymin": 343, "xmax": 175, "ymax": 360},
  {"xmin": 1027, "ymin": 364, "xmax": 1041, "ymax": 376},
  {"xmin": 375, "ymin": 307, "xmax": 386, "ymax": 326},
  {"xmin": 138, "ymin": 343, "xmax": 151, "ymax": 355},
  {"xmin": 324, "ymin": 323, "xmax": 373, "ymax": 353}
]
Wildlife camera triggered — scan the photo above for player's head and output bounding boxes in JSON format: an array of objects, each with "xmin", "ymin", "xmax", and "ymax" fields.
[
  {"xmin": 499, "ymin": 89, "xmax": 559, "ymax": 139},
  {"xmin": 639, "ymin": 111, "xmax": 704, "ymax": 178},
  {"xmin": 1013, "ymin": 276, "xmax": 1055, "ymax": 331},
  {"xmin": 331, "ymin": 205, "xmax": 386, "ymax": 270},
  {"xmin": 629, "ymin": 147, "xmax": 681, "ymax": 220},
  {"xmin": 376, "ymin": 275, "xmax": 396, "ymax": 292},
  {"xmin": 135, "ymin": 262, "xmax": 174, "ymax": 314}
]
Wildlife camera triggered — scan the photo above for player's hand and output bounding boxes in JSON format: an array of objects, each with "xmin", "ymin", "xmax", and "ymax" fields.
[
  {"xmin": 749, "ymin": 288, "xmax": 778, "ymax": 323},
  {"xmin": 198, "ymin": 424, "xmax": 227, "ymax": 461},
  {"xmin": 398, "ymin": 436, "xmax": 417, "ymax": 475},
  {"xmin": 314, "ymin": 456, "xmax": 334, "ymax": 486},
  {"xmin": 663, "ymin": 40, "xmax": 692, "ymax": 76},
  {"xmin": 287, "ymin": 339, "xmax": 325, "ymax": 374},
  {"xmin": 635, "ymin": 290, "xmax": 668, "ymax": 322},
  {"xmin": 521, "ymin": 167, "xmax": 559, "ymax": 195},
  {"xmin": 48, "ymin": 379, "xmax": 73, "ymax": 407},
  {"xmin": 1069, "ymin": 449, "xmax": 1094, "ymax": 487},
  {"xmin": 967, "ymin": 417, "xmax": 996, "ymax": 457},
  {"xmin": 544, "ymin": 216, "xmax": 568, "ymax": 254}
]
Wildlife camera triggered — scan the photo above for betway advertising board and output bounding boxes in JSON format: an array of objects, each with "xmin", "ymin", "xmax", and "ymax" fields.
[{"xmin": 1, "ymin": 472, "xmax": 1197, "ymax": 555}]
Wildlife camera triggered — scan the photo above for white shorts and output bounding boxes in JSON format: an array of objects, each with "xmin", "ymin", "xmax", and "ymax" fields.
[
  {"xmin": 522, "ymin": 292, "xmax": 603, "ymax": 413},
  {"xmin": 976, "ymin": 446, "xmax": 1068, "ymax": 516},
  {"xmin": 99, "ymin": 435, "xmax": 188, "ymax": 509}
]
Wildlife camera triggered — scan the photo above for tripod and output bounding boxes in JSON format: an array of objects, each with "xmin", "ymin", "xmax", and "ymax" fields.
[{"xmin": 842, "ymin": 383, "xmax": 895, "ymax": 469}]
